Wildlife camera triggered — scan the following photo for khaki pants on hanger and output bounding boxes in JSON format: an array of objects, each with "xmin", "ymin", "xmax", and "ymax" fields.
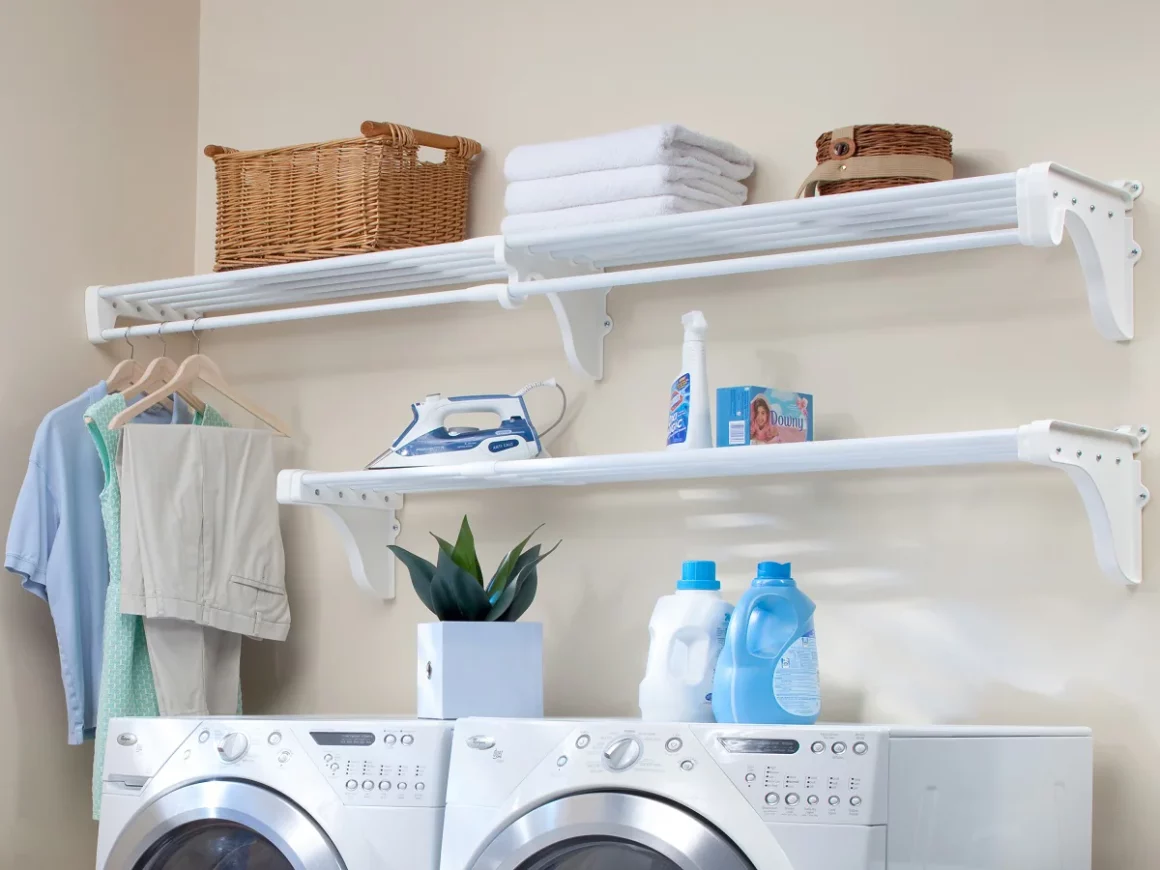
[{"xmin": 143, "ymin": 618, "xmax": 241, "ymax": 716}]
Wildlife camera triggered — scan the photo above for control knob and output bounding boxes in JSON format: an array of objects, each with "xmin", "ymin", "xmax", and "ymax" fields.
[
  {"xmin": 602, "ymin": 737, "xmax": 643, "ymax": 771},
  {"xmin": 217, "ymin": 732, "xmax": 249, "ymax": 763}
]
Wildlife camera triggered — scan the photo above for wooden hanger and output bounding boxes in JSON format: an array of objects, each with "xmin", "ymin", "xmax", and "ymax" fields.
[
  {"xmin": 109, "ymin": 353, "xmax": 291, "ymax": 436},
  {"xmin": 122, "ymin": 354, "xmax": 200, "ymax": 412},
  {"xmin": 105, "ymin": 358, "xmax": 146, "ymax": 395}
]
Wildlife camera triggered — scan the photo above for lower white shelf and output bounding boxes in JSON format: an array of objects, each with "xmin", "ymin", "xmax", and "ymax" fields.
[{"xmin": 277, "ymin": 420, "xmax": 1149, "ymax": 598}]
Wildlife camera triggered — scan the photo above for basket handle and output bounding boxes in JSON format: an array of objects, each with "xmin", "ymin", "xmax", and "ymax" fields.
[
  {"xmin": 203, "ymin": 145, "xmax": 238, "ymax": 157},
  {"xmin": 360, "ymin": 121, "xmax": 481, "ymax": 159}
]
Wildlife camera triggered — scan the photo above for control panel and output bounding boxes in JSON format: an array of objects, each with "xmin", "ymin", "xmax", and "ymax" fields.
[
  {"xmin": 699, "ymin": 726, "xmax": 889, "ymax": 826},
  {"xmin": 303, "ymin": 724, "xmax": 450, "ymax": 806}
]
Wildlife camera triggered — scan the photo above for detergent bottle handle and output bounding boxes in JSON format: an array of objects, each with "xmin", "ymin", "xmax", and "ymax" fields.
[{"xmin": 730, "ymin": 592, "xmax": 773, "ymax": 664}]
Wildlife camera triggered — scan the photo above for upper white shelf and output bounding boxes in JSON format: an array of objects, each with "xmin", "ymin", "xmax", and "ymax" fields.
[
  {"xmin": 88, "ymin": 163, "xmax": 1142, "ymax": 378},
  {"xmin": 276, "ymin": 420, "xmax": 1149, "ymax": 598}
]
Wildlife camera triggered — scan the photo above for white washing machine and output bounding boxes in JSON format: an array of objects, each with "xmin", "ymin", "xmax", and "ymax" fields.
[
  {"xmin": 442, "ymin": 718, "xmax": 1093, "ymax": 870},
  {"xmin": 97, "ymin": 716, "xmax": 453, "ymax": 870}
]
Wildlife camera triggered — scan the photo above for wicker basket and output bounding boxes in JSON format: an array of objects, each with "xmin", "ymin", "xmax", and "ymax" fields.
[
  {"xmin": 204, "ymin": 121, "xmax": 482, "ymax": 271},
  {"xmin": 798, "ymin": 124, "xmax": 952, "ymax": 197}
]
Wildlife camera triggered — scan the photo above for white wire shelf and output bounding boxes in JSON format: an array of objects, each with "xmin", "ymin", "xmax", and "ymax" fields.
[
  {"xmin": 89, "ymin": 163, "xmax": 1142, "ymax": 378},
  {"xmin": 276, "ymin": 420, "xmax": 1149, "ymax": 598}
]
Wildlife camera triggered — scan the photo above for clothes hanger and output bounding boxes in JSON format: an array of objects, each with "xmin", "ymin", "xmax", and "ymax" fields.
[
  {"xmin": 105, "ymin": 334, "xmax": 146, "ymax": 395},
  {"xmin": 109, "ymin": 321, "xmax": 291, "ymax": 436},
  {"xmin": 121, "ymin": 325, "xmax": 200, "ymax": 412}
]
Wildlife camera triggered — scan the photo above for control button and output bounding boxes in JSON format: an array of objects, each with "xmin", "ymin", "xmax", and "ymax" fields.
[
  {"xmin": 323, "ymin": 754, "xmax": 333, "ymax": 763},
  {"xmin": 415, "ymin": 782, "xmax": 425, "ymax": 791},
  {"xmin": 345, "ymin": 780, "xmax": 357, "ymax": 791},
  {"xmin": 665, "ymin": 737, "xmax": 683, "ymax": 753},
  {"xmin": 850, "ymin": 795, "xmax": 862, "ymax": 807},
  {"xmin": 268, "ymin": 731, "xmax": 282, "ymax": 746},
  {"xmin": 398, "ymin": 781, "xmax": 408, "ymax": 790},
  {"xmin": 764, "ymin": 792, "xmax": 780, "ymax": 805},
  {"xmin": 378, "ymin": 781, "xmax": 391, "ymax": 791},
  {"xmin": 117, "ymin": 733, "xmax": 137, "ymax": 746},
  {"xmin": 785, "ymin": 793, "xmax": 800, "ymax": 806},
  {"xmin": 277, "ymin": 750, "xmax": 291, "ymax": 763},
  {"xmin": 401, "ymin": 734, "xmax": 414, "ymax": 746},
  {"xmin": 807, "ymin": 794, "xmax": 820, "ymax": 805},
  {"xmin": 853, "ymin": 741, "xmax": 868, "ymax": 755},
  {"xmin": 603, "ymin": 737, "xmax": 643, "ymax": 772},
  {"xmin": 832, "ymin": 741, "xmax": 847, "ymax": 755},
  {"xmin": 183, "ymin": 749, "xmax": 192, "ymax": 761},
  {"xmin": 828, "ymin": 795, "xmax": 841, "ymax": 806},
  {"xmin": 361, "ymin": 780, "xmax": 374, "ymax": 791},
  {"xmin": 744, "ymin": 773, "xmax": 756, "ymax": 783},
  {"xmin": 810, "ymin": 740, "xmax": 826, "ymax": 754},
  {"xmin": 198, "ymin": 730, "xmax": 210, "ymax": 744},
  {"xmin": 466, "ymin": 735, "xmax": 494, "ymax": 750},
  {"xmin": 330, "ymin": 763, "xmax": 338, "ymax": 772},
  {"xmin": 557, "ymin": 755, "xmax": 568, "ymax": 767},
  {"xmin": 680, "ymin": 760, "xmax": 695, "ymax": 771},
  {"xmin": 575, "ymin": 734, "xmax": 591, "ymax": 749},
  {"xmin": 217, "ymin": 732, "xmax": 249, "ymax": 764},
  {"xmin": 384, "ymin": 734, "xmax": 397, "ymax": 746}
]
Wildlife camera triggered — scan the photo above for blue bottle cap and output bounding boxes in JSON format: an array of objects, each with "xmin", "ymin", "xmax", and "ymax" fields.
[
  {"xmin": 754, "ymin": 561, "xmax": 794, "ymax": 586},
  {"xmin": 678, "ymin": 560, "xmax": 719, "ymax": 591}
]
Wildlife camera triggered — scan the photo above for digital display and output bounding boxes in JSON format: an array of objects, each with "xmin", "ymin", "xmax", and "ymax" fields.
[
  {"xmin": 719, "ymin": 737, "xmax": 801, "ymax": 755},
  {"xmin": 310, "ymin": 731, "xmax": 376, "ymax": 747}
]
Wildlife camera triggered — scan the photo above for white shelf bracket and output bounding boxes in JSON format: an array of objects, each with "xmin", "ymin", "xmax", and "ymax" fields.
[
  {"xmin": 504, "ymin": 243, "xmax": 613, "ymax": 380},
  {"xmin": 1017, "ymin": 164, "xmax": 1141, "ymax": 341},
  {"xmin": 1018, "ymin": 420, "xmax": 1148, "ymax": 585},
  {"xmin": 276, "ymin": 471, "xmax": 403, "ymax": 600},
  {"xmin": 87, "ymin": 284, "xmax": 200, "ymax": 344}
]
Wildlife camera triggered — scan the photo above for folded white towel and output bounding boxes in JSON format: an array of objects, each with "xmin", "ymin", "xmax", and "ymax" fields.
[
  {"xmin": 500, "ymin": 195, "xmax": 722, "ymax": 234},
  {"xmin": 504, "ymin": 164, "xmax": 748, "ymax": 215},
  {"xmin": 504, "ymin": 124, "xmax": 755, "ymax": 182}
]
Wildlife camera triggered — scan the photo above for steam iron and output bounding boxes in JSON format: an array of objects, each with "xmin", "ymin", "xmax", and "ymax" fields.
[{"xmin": 368, "ymin": 379, "xmax": 567, "ymax": 469}]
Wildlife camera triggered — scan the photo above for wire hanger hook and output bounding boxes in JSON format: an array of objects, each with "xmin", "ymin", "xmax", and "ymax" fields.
[
  {"xmin": 156, "ymin": 322, "xmax": 167, "ymax": 358},
  {"xmin": 125, "ymin": 332, "xmax": 136, "ymax": 361},
  {"xmin": 190, "ymin": 318, "xmax": 203, "ymax": 355}
]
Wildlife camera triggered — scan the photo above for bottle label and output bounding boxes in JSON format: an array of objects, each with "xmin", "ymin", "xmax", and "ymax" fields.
[
  {"xmin": 773, "ymin": 629, "xmax": 820, "ymax": 717},
  {"xmin": 667, "ymin": 374, "xmax": 691, "ymax": 446}
]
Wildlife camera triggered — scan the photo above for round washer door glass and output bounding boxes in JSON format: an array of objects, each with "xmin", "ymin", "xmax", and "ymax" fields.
[
  {"xmin": 135, "ymin": 820, "xmax": 292, "ymax": 870},
  {"xmin": 519, "ymin": 839, "xmax": 680, "ymax": 870}
]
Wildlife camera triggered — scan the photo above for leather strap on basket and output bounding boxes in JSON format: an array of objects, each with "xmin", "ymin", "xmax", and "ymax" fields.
[{"xmin": 797, "ymin": 127, "xmax": 952, "ymax": 197}]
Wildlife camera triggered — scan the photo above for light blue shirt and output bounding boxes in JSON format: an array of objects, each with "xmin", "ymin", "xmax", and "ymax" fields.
[{"xmin": 5, "ymin": 383, "xmax": 190, "ymax": 744}]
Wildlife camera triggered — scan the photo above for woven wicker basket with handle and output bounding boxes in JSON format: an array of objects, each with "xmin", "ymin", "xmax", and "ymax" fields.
[
  {"xmin": 204, "ymin": 121, "xmax": 481, "ymax": 271},
  {"xmin": 798, "ymin": 124, "xmax": 952, "ymax": 197}
]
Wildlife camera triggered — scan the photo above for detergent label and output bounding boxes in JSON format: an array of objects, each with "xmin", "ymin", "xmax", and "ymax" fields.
[
  {"xmin": 667, "ymin": 374, "xmax": 691, "ymax": 446},
  {"xmin": 773, "ymin": 629, "xmax": 820, "ymax": 717}
]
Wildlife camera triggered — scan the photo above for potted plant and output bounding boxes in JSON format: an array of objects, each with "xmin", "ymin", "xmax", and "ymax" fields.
[{"xmin": 390, "ymin": 517, "xmax": 559, "ymax": 719}]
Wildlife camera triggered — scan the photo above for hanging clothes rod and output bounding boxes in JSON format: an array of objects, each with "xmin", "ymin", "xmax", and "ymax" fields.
[{"xmin": 97, "ymin": 229, "xmax": 1020, "ymax": 341}]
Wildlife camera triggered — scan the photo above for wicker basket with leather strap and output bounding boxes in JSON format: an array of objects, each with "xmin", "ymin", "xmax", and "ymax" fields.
[
  {"xmin": 797, "ymin": 124, "xmax": 952, "ymax": 197},
  {"xmin": 204, "ymin": 121, "xmax": 482, "ymax": 271}
]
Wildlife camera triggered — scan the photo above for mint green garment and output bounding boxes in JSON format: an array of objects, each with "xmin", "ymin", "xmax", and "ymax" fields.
[{"xmin": 88, "ymin": 396, "xmax": 231, "ymax": 819}]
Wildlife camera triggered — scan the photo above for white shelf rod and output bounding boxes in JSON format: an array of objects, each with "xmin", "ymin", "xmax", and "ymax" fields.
[
  {"xmin": 277, "ymin": 421, "xmax": 1149, "ymax": 597},
  {"xmin": 98, "ymin": 230, "xmax": 1018, "ymax": 341}
]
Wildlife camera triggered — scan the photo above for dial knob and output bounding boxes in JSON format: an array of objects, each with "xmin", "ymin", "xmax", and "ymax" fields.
[
  {"xmin": 217, "ymin": 732, "xmax": 249, "ymax": 763},
  {"xmin": 602, "ymin": 737, "xmax": 643, "ymax": 771}
]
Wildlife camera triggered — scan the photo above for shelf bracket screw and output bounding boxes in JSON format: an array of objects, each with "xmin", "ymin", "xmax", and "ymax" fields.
[
  {"xmin": 1071, "ymin": 197, "xmax": 1078, "ymax": 205},
  {"xmin": 1052, "ymin": 191, "xmax": 1059, "ymax": 198},
  {"xmin": 1076, "ymin": 450, "xmax": 1083, "ymax": 458}
]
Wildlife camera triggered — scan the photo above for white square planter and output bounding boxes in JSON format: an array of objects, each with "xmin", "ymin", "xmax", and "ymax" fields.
[{"xmin": 416, "ymin": 621, "xmax": 544, "ymax": 719}]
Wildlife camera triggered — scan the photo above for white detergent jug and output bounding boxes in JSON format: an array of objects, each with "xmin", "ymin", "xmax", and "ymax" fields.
[{"xmin": 639, "ymin": 561, "xmax": 733, "ymax": 722}]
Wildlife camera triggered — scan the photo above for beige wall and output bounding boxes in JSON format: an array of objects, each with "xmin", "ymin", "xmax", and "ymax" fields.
[
  {"xmin": 196, "ymin": 1, "xmax": 1157, "ymax": 867},
  {"xmin": 0, "ymin": 0, "xmax": 200, "ymax": 865}
]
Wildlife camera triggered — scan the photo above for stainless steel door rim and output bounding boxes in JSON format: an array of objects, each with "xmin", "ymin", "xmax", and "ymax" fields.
[
  {"xmin": 104, "ymin": 779, "xmax": 345, "ymax": 870},
  {"xmin": 471, "ymin": 792, "xmax": 754, "ymax": 870}
]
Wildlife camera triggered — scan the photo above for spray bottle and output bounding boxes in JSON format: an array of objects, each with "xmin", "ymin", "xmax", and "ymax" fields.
[{"xmin": 667, "ymin": 310, "xmax": 711, "ymax": 450}]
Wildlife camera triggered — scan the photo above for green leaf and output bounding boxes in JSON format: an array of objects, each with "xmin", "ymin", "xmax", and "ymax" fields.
[
  {"xmin": 501, "ymin": 570, "xmax": 538, "ymax": 622},
  {"xmin": 486, "ymin": 544, "xmax": 540, "ymax": 621},
  {"xmin": 387, "ymin": 545, "xmax": 438, "ymax": 616},
  {"xmin": 486, "ymin": 523, "xmax": 545, "ymax": 599},
  {"xmin": 431, "ymin": 519, "xmax": 483, "ymax": 586},
  {"xmin": 488, "ymin": 540, "xmax": 559, "ymax": 621},
  {"xmin": 435, "ymin": 548, "xmax": 491, "ymax": 621}
]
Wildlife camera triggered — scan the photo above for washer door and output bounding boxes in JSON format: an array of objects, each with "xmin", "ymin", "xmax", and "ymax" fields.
[
  {"xmin": 471, "ymin": 792, "xmax": 755, "ymax": 870},
  {"xmin": 105, "ymin": 779, "xmax": 345, "ymax": 870}
]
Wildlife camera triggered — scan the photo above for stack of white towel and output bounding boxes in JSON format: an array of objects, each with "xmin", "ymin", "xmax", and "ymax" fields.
[{"xmin": 502, "ymin": 124, "xmax": 755, "ymax": 234}]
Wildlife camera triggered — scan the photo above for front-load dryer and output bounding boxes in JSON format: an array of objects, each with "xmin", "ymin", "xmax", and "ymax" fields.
[
  {"xmin": 441, "ymin": 718, "xmax": 1093, "ymax": 870},
  {"xmin": 97, "ymin": 716, "xmax": 453, "ymax": 869}
]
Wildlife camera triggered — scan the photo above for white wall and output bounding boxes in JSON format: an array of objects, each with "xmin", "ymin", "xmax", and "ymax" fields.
[
  {"xmin": 194, "ymin": 1, "xmax": 1158, "ymax": 867},
  {"xmin": 0, "ymin": 0, "xmax": 200, "ymax": 864}
]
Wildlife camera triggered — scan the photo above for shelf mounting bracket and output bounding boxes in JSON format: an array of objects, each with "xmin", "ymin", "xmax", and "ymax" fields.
[
  {"xmin": 504, "ymin": 242, "xmax": 613, "ymax": 380},
  {"xmin": 1018, "ymin": 420, "xmax": 1148, "ymax": 585},
  {"xmin": 86, "ymin": 285, "xmax": 200, "ymax": 344},
  {"xmin": 1017, "ymin": 164, "xmax": 1141, "ymax": 341},
  {"xmin": 276, "ymin": 471, "xmax": 403, "ymax": 600}
]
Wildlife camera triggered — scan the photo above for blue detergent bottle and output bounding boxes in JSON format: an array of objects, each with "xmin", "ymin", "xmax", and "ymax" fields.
[{"xmin": 712, "ymin": 561, "xmax": 820, "ymax": 724}]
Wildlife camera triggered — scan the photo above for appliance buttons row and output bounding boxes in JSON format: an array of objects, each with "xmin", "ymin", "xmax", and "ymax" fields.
[
  {"xmin": 809, "ymin": 739, "xmax": 869, "ymax": 755},
  {"xmin": 384, "ymin": 734, "xmax": 415, "ymax": 746}
]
